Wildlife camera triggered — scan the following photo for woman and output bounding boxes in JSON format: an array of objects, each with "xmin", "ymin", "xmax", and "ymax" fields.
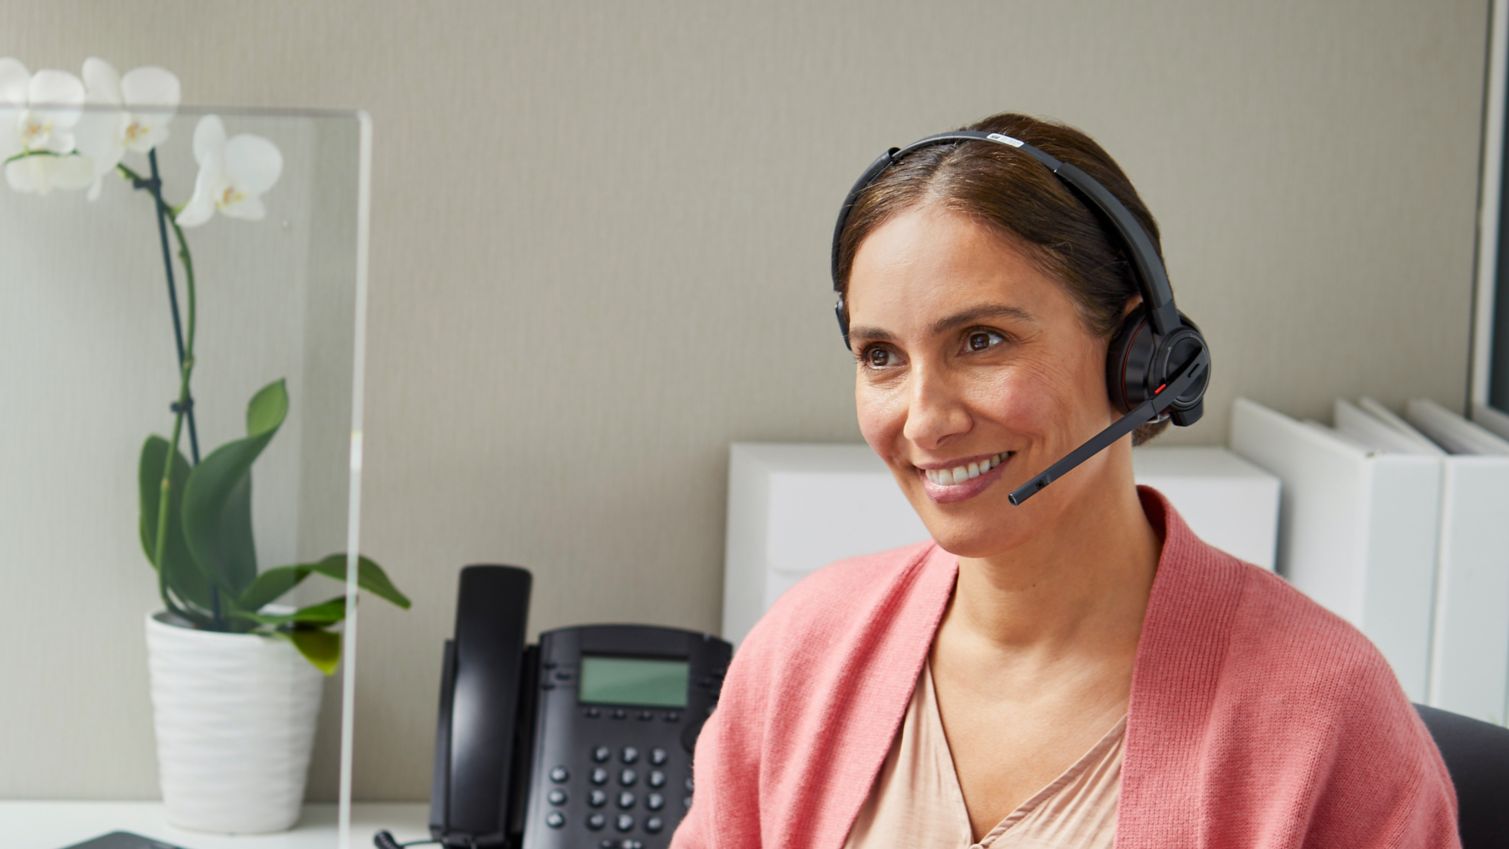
[{"xmin": 670, "ymin": 113, "xmax": 1458, "ymax": 848}]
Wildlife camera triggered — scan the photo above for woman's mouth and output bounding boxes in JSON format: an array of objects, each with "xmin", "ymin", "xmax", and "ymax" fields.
[{"xmin": 916, "ymin": 451, "xmax": 1015, "ymax": 503}]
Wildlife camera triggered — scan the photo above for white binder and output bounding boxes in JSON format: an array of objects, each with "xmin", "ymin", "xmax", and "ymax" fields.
[
  {"xmin": 1401, "ymin": 399, "xmax": 1509, "ymax": 725},
  {"xmin": 1328, "ymin": 399, "xmax": 1445, "ymax": 703},
  {"xmin": 1228, "ymin": 398, "xmax": 1438, "ymax": 701}
]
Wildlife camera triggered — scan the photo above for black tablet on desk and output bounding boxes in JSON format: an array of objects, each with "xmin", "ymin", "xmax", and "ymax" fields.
[{"xmin": 59, "ymin": 832, "xmax": 192, "ymax": 849}]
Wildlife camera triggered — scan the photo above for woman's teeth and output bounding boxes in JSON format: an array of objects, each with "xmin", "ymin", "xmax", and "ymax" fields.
[{"xmin": 923, "ymin": 452, "xmax": 1013, "ymax": 485}]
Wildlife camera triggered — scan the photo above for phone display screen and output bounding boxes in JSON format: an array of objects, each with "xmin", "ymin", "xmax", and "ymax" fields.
[{"xmin": 578, "ymin": 655, "xmax": 689, "ymax": 707}]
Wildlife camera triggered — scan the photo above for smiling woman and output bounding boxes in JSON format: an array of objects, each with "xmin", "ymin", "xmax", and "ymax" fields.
[{"xmin": 669, "ymin": 112, "xmax": 1461, "ymax": 849}]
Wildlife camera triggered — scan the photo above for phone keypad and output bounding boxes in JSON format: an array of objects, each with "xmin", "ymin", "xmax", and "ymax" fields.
[{"xmin": 545, "ymin": 740, "xmax": 692, "ymax": 845}]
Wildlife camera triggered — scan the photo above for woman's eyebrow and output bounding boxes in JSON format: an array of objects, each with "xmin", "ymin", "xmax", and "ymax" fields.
[{"xmin": 848, "ymin": 304, "xmax": 1037, "ymax": 343}]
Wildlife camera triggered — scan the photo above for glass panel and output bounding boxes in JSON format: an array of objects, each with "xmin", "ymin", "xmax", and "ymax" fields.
[{"xmin": 0, "ymin": 104, "xmax": 372, "ymax": 849}]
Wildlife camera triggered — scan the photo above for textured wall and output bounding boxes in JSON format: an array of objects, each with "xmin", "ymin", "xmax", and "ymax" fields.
[{"xmin": 0, "ymin": 0, "xmax": 1490, "ymax": 801}]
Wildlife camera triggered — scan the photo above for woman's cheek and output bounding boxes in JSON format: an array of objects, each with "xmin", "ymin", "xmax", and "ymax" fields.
[
  {"xmin": 863, "ymin": 386, "xmax": 893, "ymax": 455},
  {"xmin": 855, "ymin": 387, "xmax": 904, "ymax": 454},
  {"xmin": 973, "ymin": 369, "xmax": 1054, "ymax": 434}
]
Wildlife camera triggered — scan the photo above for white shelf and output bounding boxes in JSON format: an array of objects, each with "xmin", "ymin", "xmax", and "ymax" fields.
[{"xmin": 0, "ymin": 802, "xmax": 430, "ymax": 849}]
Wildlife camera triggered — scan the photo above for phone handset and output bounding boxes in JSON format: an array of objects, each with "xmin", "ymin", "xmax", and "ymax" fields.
[{"xmin": 430, "ymin": 564, "xmax": 534, "ymax": 849}]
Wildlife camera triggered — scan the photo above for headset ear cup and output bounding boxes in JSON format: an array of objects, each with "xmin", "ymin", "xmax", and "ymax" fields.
[
  {"xmin": 1161, "ymin": 312, "xmax": 1211, "ymax": 427},
  {"xmin": 1106, "ymin": 308, "xmax": 1155, "ymax": 413}
]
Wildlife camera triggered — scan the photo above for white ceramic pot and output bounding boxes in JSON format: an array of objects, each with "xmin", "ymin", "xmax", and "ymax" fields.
[{"xmin": 144, "ymin": 610, "xmax": 325, "ymax": 833}]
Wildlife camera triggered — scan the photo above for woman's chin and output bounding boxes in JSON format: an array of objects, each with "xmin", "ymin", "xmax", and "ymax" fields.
[{"xmin": 914, "ymin": 514, "xmax": 1028, "ymax": 559}]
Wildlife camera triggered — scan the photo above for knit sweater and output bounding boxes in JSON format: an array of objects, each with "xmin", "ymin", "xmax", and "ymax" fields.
[{"xmin": 670, "ymin": 486, "xmax": 1460, "ymax": 848}]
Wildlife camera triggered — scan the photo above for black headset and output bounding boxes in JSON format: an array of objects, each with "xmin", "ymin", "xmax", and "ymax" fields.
[{"xmin": 830, "ymin": 130, "xmax": 1211, "ymax": 505}]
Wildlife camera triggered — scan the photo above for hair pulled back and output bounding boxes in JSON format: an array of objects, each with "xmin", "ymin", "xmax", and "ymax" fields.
[{"xmin": 834, "ymin": 112, "xmax": 1171, "ymax": 445}]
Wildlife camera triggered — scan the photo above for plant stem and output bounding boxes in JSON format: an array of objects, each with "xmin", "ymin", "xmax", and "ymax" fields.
[{"xmin": 118, "ymin": 160, "xmax": 211, "ymax": 627}]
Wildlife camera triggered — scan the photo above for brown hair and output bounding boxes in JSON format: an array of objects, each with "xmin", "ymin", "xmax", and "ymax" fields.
[{"xmin": 834, "ymin": 112, "xmax": 1171, "ymax": 445}]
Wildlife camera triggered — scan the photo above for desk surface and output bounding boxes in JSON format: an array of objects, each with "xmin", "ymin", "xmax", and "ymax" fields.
[{"xmin": 1, "ymin": 802, "xmax": 431, "ymax": 849}]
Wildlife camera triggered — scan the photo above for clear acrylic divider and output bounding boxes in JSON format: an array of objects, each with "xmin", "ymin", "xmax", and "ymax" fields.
[{"xmin": 1, "ymin": 104, "xmax": 373, "ymax": 849}]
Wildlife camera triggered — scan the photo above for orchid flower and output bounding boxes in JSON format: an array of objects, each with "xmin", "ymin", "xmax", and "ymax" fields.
[
  {"xmin": 73, "ymin": 58, "xmax": 180, "ymax": 199},
  {"xmin": 175, "ymin": 114, "xmax": 282, "ymax": 228},
  {"xmin": 0, "ymin": 58, "xmax": 92, "ymax": 194}
]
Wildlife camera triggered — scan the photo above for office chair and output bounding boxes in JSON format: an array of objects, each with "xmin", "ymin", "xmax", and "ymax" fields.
[{"xmin": 1414, "ymin": 703, "xmax": 1509, "ymax": 848}]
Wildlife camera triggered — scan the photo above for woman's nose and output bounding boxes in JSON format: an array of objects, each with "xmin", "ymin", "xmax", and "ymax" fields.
[{"xmin": 901, "ymin": 365, "xmax": 971, "ymax": 450}]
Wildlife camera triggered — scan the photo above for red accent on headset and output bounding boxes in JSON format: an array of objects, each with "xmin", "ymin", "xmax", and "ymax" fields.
[{"xmin": 1154, "ymin": 383, "xmax": 1167, "ymax": 395}]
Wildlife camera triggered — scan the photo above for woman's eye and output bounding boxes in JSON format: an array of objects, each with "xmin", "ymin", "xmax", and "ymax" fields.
[
  {"xmin": 965, "ymin": 329, "xmax": 1008, "ymax": 352},
  {"xmin": 860, "ymin": 345, "xmax": 894, "ymax": 368}
]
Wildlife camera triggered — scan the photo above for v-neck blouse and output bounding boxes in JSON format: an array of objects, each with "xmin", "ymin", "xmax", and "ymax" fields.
[{"xmin": 842, "ymin": 656, "xmax": 1124, "ymax": 848}]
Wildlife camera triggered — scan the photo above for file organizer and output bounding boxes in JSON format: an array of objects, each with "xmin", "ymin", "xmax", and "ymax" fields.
[
  {"xmin": 1228, "ymin": 398, "xmax": 1438, "ymax": 701},
  {"xmin": 1401, "ymin": 399, "xmax": 1509, "ymax": 725},
  {"xmin": 723, "ymin": 442, "xmax": 1280, "ymax": 647}
]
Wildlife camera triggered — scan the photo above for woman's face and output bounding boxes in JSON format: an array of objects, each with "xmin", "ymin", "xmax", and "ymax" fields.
[{"xmin": 847, "ymin": 204, "xmax": 1123, "ymax": 558}]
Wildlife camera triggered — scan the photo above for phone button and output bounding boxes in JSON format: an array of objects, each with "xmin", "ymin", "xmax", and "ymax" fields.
[
  {"xmin": 586, "ymin": 813, "xmax": 607, "ymax": 831},
  {"xmin": 549, "ymin": 766, "xmax": 570, "ymax": 783},
  {"xmin": 547, "ymin": 788, "xmax": 568, "ymax": 806},
  {"xmin": 645, "ymin": 816, "xmax": 665, "ymax": 834},
  {"xmin": 592, "ymin": 745, "xmax": 612, "ymax": 763},
  {"xmin": 648, "ymin": 770, "xmax": 666, "ymax": 788},
  {"xmin": 545, "ymin": 811, "xmax": 566, "ymax": 829},
  {"xmin": 613, "ymin": 708, "xmax": 627, "ymax": 719},
  {"xmin": 585, "ymin": 707, "xmax": 602, "ymax": 719},
  {"xmin": 621, "ymin": 746, "xmax": 639, "ymax": 764},
  {"xmin": 590, "ymin": 767, "xmax": 610, "ymax": 785},
  {"xmin": 646, "ymin": 792, "xmax": 665, "ymax": 811},
  {"xmin": 649, "ymin": 747, "xmax": 668, "ymax": 765},
  {"xmin": 615, "ymin": 813, "xmax": 635, "ymax": 832},
  {"xmin": 589, "ymin": 789, "xmax": 608, "ymax": 807},
  {"xmin": 663, "ymin": 711, "xmax": 680, "ymax": 722},
  {"xmin": 617, "ymin": 790, "xmax": 636, "ymax": 809},
  {"xmin": 619, "ymin": 767, "xmax": 638, "ymax": 786}
]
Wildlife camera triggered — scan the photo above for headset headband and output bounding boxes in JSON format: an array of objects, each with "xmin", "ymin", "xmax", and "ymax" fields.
[{"xmin": 830, "ymin": 130, "xmax": 1181, "ymax": 337}]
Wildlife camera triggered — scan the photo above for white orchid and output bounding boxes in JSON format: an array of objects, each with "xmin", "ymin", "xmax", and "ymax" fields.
[
  {"xmin": 73, "ymin": 57, "xmax": 180, "ymax": 199},
  {"xmin": 175, "ymin": 114, "xmax": 282, "ymax": 227},
  {"xmin": 0, "ymin": 58, "xmax": 93, "ymax": 194}
]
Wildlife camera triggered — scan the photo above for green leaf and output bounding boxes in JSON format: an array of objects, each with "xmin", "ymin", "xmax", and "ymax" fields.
[
  {"xmin": 139, "ymin": 436, "xmax": 214, "ymax": 609},
  {"xmin": 304, "ymin": 554, "xmax": 411, "ymax": 609},
  {"xmin": 241, "ymin": 553, "xmax": 411, "ymax": 611},
  {"xmin": 231, "ymin": 596, "xmax": 348, "ymax": 626},
  {"xmin": 181, "ymin": 379, "xmax": 288, "ymax": 597},
  {"xmin": 285, "ymin": 627, "xmax": 341, "ymax": 676},
  {"xmin": 235, "ymin": 564, "xmax": 308, "ymax": 612}
]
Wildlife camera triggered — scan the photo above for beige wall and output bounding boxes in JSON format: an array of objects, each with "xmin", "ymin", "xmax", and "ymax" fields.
[{"xmin": 0, "ymin": 0, "xmax": 1490, "ymax": 801}]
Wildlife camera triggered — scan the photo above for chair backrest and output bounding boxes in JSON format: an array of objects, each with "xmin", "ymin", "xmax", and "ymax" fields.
[{"xmin": 1414, "ymin": 703, "xmax": 1509, "ymax": 847}]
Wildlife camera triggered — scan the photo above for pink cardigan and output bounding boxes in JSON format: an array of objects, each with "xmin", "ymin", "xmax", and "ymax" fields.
[{"xmin": 671, "ymin": 487, "xmax": 1460, "ymax": 848}]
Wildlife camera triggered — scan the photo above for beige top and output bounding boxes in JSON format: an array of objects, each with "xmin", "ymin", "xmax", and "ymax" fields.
[{"xmin": 843, "ymin": 657, "xmax": 1125, "ymax": 849}]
